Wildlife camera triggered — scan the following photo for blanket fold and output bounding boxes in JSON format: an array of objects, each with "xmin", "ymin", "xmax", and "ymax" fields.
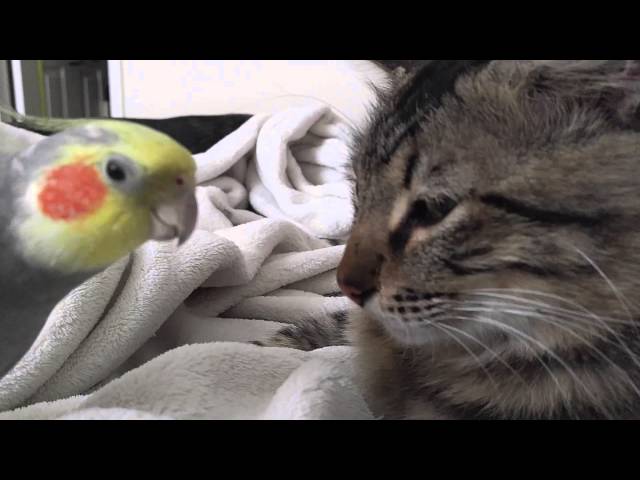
[{"xmin": 0, "ymin": 103, "xmax": 368, "ymax": 420}]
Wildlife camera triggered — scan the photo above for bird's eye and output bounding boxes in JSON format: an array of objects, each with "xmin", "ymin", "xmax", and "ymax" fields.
[{"xmin": 106, "ymin": 159, "xmax": 127, "ymax": 182}]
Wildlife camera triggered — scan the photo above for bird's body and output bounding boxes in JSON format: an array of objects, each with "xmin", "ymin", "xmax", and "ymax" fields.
[
  {"xmin": 0, "ymin": 154, "xmax": 91, "ymax": 374},
  {"xmin": 0, "ymin": 119, "xmax": 198, "ymax": 377}
]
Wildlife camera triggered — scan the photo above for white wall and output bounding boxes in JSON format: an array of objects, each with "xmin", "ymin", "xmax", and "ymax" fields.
[{"xmin": 110, "ymin": 60, "xmax": 388, "ymax": 127}]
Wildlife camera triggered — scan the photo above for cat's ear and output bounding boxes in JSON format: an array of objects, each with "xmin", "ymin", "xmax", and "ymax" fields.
[
  {"xmin": 610, "ymin": 60, "xmax": 640, "ymax": 129},
  {"xmin": 370, "ymin": 61, "xmax": 433, "ymax": 79},
  {"xmin": 622, "ymin": 60, "xmax": 640, "ymax": 76},
  {"xmin": 530, "ymin": 60, "xmax": 640, "ymax": 130}
]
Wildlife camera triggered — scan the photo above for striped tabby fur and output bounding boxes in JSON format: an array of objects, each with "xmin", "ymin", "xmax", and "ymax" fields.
[{"xmin": 261, "ymin": 60, "xmax": 640, "ymax": 419}]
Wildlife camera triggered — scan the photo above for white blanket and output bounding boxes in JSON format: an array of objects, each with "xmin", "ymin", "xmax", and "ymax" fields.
[{"xmin": 0, "ymin": 103, "xmax": 375, "ymax": 420}]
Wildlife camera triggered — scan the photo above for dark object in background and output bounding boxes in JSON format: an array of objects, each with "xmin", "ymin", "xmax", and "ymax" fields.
[
  {"xmin": 19, "ymin": 114, "xmax": 253, "ymax": 155},
  {"xmin": 123, "ymin": 115, "xmax": 252, "ymax": 154},
  {"xmin": 372, "ymin": 60, "xmax": 432, "ymax": 75}
]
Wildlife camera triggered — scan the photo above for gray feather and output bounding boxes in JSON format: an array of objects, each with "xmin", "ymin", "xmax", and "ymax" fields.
[{"xmin": 0, "ymin": 140, "xmax": 97, "ymax": 378}]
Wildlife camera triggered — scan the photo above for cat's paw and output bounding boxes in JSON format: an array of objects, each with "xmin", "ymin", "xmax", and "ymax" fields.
[{"xmin": 251, "ymin": 311, "xmax": 351, "ymax": 352}]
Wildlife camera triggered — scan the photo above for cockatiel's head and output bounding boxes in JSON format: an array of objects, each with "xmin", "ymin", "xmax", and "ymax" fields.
[{"xmin": 9, "ymin": 120, "xmax": 198, "ymax": 274}]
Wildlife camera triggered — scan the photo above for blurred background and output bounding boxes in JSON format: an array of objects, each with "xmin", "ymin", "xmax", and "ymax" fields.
[
  {"xmin": 0, "ymin": 60, "xmax": 385, "ymax": 126},
  {"xmin": 0, "ymin": 60, "xmax": 109, "ymax": 120}
]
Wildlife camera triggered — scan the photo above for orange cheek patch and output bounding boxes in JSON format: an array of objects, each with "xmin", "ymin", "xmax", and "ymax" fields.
[{"xmin": 38, "ymin": 164, "xmax": 107, "ymax": 221}]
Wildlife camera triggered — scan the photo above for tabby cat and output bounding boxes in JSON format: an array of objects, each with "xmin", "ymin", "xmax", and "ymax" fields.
[{"xmin": 259, "ymin": 60, "xmax": 640, "ymax": 420}]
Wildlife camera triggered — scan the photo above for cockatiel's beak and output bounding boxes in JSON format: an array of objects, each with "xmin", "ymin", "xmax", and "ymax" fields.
[{"xmin": 149, "ymin": 190, "xmax": 198, "ymax": 245}]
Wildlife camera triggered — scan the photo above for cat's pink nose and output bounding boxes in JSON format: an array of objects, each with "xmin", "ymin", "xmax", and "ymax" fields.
[
  {"xmin": 337, "ymin": 228, "xmax": 383, "ymax": 306},
  {"xmin": 337, "ymin": 276, "xmax": 367, "ymax": 306}
]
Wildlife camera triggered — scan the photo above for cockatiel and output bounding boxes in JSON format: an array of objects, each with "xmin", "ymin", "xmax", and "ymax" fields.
[{"xmin": 0, "ymin": 119, "xmax": 198, "ymax": 377}]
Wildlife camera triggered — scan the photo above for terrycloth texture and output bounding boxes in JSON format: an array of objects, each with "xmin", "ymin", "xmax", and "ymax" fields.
[
  {"xmin": 1, "ymin": 344, "xmax": 373, "ymax": 420},
  {"xmin": 0, "ymin": 104, "xmax": 367, "ymax": 419}
]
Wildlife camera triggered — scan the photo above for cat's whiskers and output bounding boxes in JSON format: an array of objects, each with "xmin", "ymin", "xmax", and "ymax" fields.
[
  {"xmin": 448, "ymin": 313, "xmax": 576, "ymax": 416},
  {"xmin": 572, "ymin": 246, "xmax": 640, "ymax": 340},
  {"xmin": 430, "ymin": 323, "xmax": 501, "ymax": 392},
  {"xmin": 436, "ymin": 322, "xmax": 529, "ymax": 387},
  {"xmin": 463, "ymin": 289, "xmax": 636, "ymax": 325},
  {"xmin": 460, "ymin": 289, "xmax": 640, "ymax": 372},
  {"xmin": 451, "ymin": 299, "xmax": 631, "ymax": 350},
  {"xmin": 460, "ymin": 314, "xmax": 610, "ymax": 418},
  {"xmin": 390, "ymin": 295, "xmax": 587, "ymax": 403},
  {"xmin": 445, "ymin": 300, "xmax": 640, "ymax": 401}
]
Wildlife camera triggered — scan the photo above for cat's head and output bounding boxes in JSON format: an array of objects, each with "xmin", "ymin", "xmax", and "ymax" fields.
[{"xmin": 340, "ymin": 60, "xmax": 640, "ymax": 349}]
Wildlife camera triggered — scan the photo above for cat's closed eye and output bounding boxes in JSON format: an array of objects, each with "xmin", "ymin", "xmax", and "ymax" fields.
[
  {"xmin": 389, "ymin": 197, "xmax": 458, "ymax": 254},
  {"xmin": 412, "ymin": 197, "xmax": 458, "ymax": 227}
]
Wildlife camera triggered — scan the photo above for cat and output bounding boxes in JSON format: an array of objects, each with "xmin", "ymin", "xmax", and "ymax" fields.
[{"xmin": 258, "ymin": 60, "xmax": 640, "ymax": 420}]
